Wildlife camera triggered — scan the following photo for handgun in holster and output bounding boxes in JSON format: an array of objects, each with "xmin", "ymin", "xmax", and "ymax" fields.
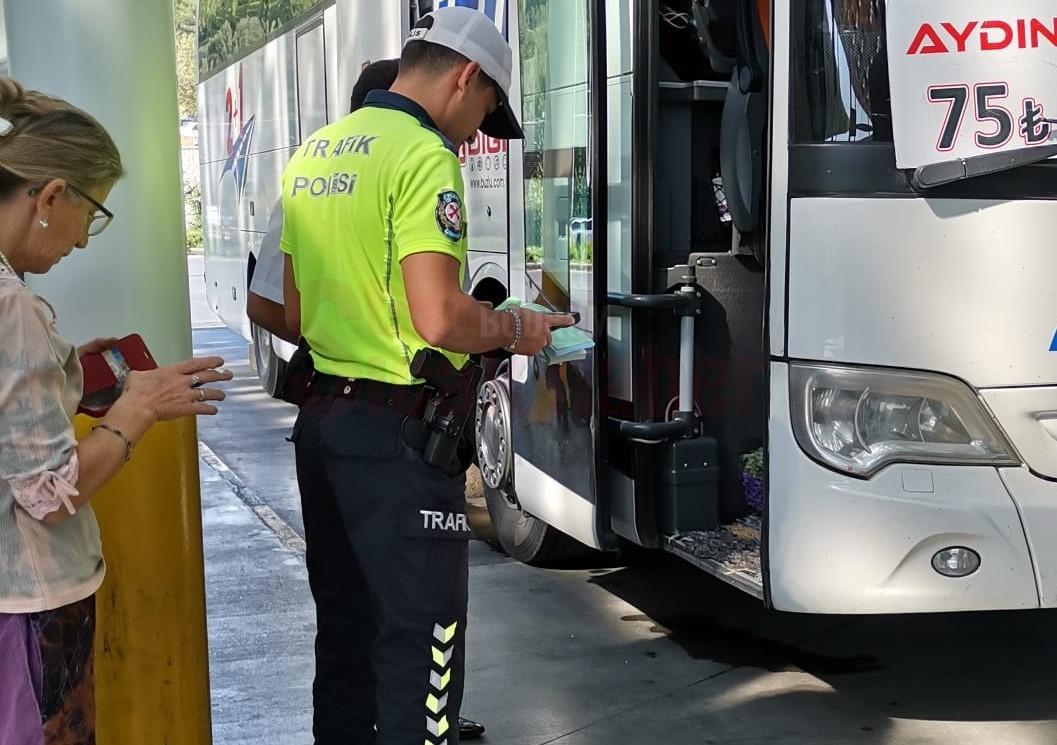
[
  {"xmin": 408, "ymin": 349, "xmax": 483, "ymax": 473},
  {"xmin": 278, "ymin": 337, "xmax": 315, "ymax": 407}
]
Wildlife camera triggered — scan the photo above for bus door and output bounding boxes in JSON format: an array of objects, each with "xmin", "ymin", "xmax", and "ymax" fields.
[
  {"xmin": 604, "ymin": 0, "xmax": 770, "ymax": 583},
  {"xmin": 501, "ymin": 0, "xmax": 610, "ymax": 551},
  {"xmin": 483, "ymin": 0, "xmax": 772, "ymax": 568}
]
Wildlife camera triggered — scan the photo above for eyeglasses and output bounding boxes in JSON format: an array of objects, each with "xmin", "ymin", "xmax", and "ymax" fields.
[
  {"xmin": 67, "ymin": 184, "xmax": 115, "ymax": 236},
  {"xmin": 28, "ymin": 182, "xmax": 115, "ymax": 237}
]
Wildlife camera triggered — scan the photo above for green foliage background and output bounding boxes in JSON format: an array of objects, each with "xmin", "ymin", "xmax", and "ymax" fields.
[
  {"xmin": 175, "ymin": 0, "xmax": 197, "ymax": 118},
  {"xmin": 741, "ymin": 448, "xmax": 764, "ymax": 479},
  {"xmin": 198, "ymin": 0, "xmax": 325, "ymax": 79},
  {"xmin": 175, "ymin": 0, "xmax": 200, "ymax": 249}
]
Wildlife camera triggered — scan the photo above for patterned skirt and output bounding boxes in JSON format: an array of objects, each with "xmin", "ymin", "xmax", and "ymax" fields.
[{"xmin": 0, "ymin": 596, "xmax": 95, "ymax": 745}]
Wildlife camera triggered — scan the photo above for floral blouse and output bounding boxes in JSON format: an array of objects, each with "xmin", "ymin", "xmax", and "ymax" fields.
[{"xmin": 0, "ymin": 266, "xmax": 104, "ymax": 613}]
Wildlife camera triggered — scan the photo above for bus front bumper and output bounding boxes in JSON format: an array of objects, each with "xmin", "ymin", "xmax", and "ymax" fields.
[{"xmin": 768, "ymin": 363, "xmax": 1044, "ymax": 614}]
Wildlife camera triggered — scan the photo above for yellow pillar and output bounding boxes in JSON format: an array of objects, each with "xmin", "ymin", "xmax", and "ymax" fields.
[
  {"xmin": 4, "ymin": 0, "xmax": 212, "ymax": 741},
  {"xmin": 73, "ymin": 418, "xmax": 211, "ymax": 744}
]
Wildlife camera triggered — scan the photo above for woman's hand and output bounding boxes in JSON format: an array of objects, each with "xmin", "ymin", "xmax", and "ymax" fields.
[
  {"xmin": 64, "ymin": 358, "xmax": 232, "ymax": 517},
  {"xmin": 118, "ymin": 356, "xmax": 233, "ymax": 423},
  {"xmin": 77, "ymin": 337, "xmax": 120, "ymax": 358}
]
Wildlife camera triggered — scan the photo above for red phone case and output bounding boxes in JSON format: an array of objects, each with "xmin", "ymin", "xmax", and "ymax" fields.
[{"xmin": 78, "ymin": 334, "xmax": 158, "ymax": 417}]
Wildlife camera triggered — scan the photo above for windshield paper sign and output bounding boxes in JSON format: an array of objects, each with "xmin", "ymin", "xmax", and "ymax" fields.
[{"xmin": 886, "ymin": 2, "xmax": 1057, "ymax": 168}]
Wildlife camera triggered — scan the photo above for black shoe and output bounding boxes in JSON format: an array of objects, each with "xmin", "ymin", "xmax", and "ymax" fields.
[{"xmin": 459, "ymin": 717, "xmax": 486, "ymax": 740}]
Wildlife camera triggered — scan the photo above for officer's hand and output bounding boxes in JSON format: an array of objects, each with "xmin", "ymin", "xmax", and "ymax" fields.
[{"xmin": 512, "ymin": 309, "xmax": 576, "ymax": 356}]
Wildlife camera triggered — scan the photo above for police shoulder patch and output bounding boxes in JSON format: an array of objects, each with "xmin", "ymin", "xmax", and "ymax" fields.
[{"xmin": 435, "ymin": 190, "xmax": 465, "ymax": 242}]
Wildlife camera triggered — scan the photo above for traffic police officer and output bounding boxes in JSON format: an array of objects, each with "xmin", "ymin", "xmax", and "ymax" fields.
[
  {"xmin": 280, "ymin": 7, "xmax": 573, "ymax": 744},
  {"xmin": 248, "ymin": 57, "xmax": 487, "ymax": 742}
]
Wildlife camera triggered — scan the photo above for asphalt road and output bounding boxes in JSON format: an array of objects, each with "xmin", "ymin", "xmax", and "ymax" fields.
[{"xmin": 189, "ymin": 256, "xmax": 1057, "ymax": 745}]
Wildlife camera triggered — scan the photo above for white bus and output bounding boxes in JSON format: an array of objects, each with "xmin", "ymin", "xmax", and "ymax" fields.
[
  {"xmin": 201, "ymin": 0, "xmax": 1057, "ymax": 616},
  {"xmin": 474, "ymin": 0, "xmax": 1057, "ymax": 615},
  {"xmin": 197, "ymin": 0, "xmax": 513, "ymax": 394}
]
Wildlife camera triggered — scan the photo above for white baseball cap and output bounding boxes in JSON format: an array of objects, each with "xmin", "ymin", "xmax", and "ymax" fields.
[{"xmin": 406, "ymin": 6, "xmax": 524, "ymax": 140}]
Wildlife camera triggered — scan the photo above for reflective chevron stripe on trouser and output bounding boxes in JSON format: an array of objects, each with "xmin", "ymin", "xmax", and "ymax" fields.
[{"xmin": 425, "ymin": 621, "xmax": 458, "ymax": 744}]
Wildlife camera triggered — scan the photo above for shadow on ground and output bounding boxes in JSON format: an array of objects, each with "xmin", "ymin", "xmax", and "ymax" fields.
[{"xmin": 590, "ymin": 552, "xmax": 1057, "ymax": 725}]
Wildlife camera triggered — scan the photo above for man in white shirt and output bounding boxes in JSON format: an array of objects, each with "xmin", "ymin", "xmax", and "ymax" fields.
[{"xmin": 247, "ymin": 197, "xmax": 292, "ymax": 341}]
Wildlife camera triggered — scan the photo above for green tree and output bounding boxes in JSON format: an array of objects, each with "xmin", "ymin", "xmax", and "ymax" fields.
[
  {"xmin": 518, "ymin": 0, "xmax": 549, "ymax": 251},
  {"xmin": 174, "ymin": 0, "xmax": 196, "ymax": 33},
  {"xmin": 197, "ymin": 0, "xmax": 325, "ymax": 77},
  {"xmin": 174, "ymin": 0, "xmax": 198, "ymax": 118},
  {"xmin": 184, "ymin": 182, "xmax": 203, "ymax": 250},
  {"xmin": 198, "ymin": 0, "xmax": 241, "ymax": 74}
]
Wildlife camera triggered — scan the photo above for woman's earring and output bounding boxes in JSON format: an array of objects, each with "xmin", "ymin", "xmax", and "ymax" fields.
[{"xmin": 39, "ymin": 219, "xmax": 48, "ymax": 229}]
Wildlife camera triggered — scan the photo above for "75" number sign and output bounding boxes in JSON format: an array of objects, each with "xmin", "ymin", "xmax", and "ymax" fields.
[{"xmin": 928, "ymin": 82, "xmax": 1053, "ymax": 154}]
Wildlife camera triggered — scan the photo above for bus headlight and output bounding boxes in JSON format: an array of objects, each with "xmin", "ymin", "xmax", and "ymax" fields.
[{"xmin": 790, "ymin": 364, "xmax": 1019, "ymax": 477}]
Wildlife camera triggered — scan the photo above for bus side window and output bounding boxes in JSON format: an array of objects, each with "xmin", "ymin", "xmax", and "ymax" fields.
[{"xmin": 296, "ymin": 23, "xmax": 328, "ymax": 143}]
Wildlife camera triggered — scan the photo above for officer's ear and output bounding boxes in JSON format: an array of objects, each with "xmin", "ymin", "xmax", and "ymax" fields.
[{"xmin": 454, "ymin": 61, "xmax": 483, "ymax": 98}]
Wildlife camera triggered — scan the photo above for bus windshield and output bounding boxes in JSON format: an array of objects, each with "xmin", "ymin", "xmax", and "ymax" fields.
[
  {"xmin": 791, "ymin": 0, "xmax": 1057, "ymax": 197},
  {"xmin": 791, "ymin": 0, "xmax": 891, "ymax": 145}
]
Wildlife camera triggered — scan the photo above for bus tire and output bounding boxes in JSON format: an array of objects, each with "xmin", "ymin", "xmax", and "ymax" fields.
[
  {"xmin": 477, "ymin": 372, "xmax": 592, "ymax": 566},
  {"xmin": 484, "ymin": 483, "xmax": 593, "ymax": 566},
  {"xmin": 252, "ymin": 322, "xmax": 287, "ymax": 398}
]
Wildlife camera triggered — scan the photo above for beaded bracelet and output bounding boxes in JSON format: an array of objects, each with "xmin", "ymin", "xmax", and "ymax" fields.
[
  {"xmin": 94, "ymin": 423, "xmax": 133, "ymax": 463},
  {"xmin": 503, "ymin": 308, "xmax": 522, "ymax": 353}
]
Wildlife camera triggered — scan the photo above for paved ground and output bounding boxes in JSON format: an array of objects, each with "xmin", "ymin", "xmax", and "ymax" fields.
[{"xmin": 189, "ymin": 257, "xmax": 1057, "ymax": 745}]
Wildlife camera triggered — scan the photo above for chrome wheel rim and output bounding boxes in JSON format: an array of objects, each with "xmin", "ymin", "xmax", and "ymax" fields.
[
  {"xmin": 252, "ymin": 323, "xmax": 273, "ymax": 383},
  {"xmin": 476, "ymin": 377, "xmax": 512, "ymax": 495}
]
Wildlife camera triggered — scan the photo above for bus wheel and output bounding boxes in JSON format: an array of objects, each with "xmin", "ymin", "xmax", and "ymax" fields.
[
  {"xmin": 476, "ymin": 371, "xmax": 591, "ymax": 566},
  {"xmin": 252, "ymin": 322, "xmax": 287, "ymax": 398}
]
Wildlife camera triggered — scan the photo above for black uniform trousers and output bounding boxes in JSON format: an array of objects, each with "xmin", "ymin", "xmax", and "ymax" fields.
[{"xmin": 291, "ymin": 392, "xmax": 470, "ymax": 745}]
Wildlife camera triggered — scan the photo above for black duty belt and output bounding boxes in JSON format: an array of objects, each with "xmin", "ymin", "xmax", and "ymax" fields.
[{"xmin": 309, "ymin": 373, "xmax": 428, "ymax": 420}]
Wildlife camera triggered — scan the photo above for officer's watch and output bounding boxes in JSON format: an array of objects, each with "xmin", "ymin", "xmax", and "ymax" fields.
[{"xmin": 504, "ymin": 308, "xmax": 522, "ymax": 353}]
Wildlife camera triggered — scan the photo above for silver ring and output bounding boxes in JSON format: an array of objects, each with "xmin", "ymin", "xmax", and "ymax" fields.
[
  {"xmin": 198, "ymin": 388, "xmax": 206, "ymax": 402},
  {"xmin": 190, "ymin": 374, "xmax": 202, "ymax": 388}
]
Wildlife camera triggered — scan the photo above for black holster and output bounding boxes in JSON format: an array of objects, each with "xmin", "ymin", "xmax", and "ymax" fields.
[
  {"xmin": 408, "ymin": 349, "xmax": 482, "ymax": 475},
  {"xmin": 278, "ymin": 338, "xmax": 315, "ymax": 407}
]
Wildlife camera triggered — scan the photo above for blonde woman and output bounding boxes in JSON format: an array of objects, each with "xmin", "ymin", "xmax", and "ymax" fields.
[{"xmin": 0, "ymin": 78, "xmax": 231, "ymax": 744}]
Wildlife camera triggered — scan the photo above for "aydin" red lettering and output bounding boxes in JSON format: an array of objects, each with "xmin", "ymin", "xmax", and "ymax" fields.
[{"xmin": 907, "ymin": 17, "xmax": 1057, "ymax": 55}]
